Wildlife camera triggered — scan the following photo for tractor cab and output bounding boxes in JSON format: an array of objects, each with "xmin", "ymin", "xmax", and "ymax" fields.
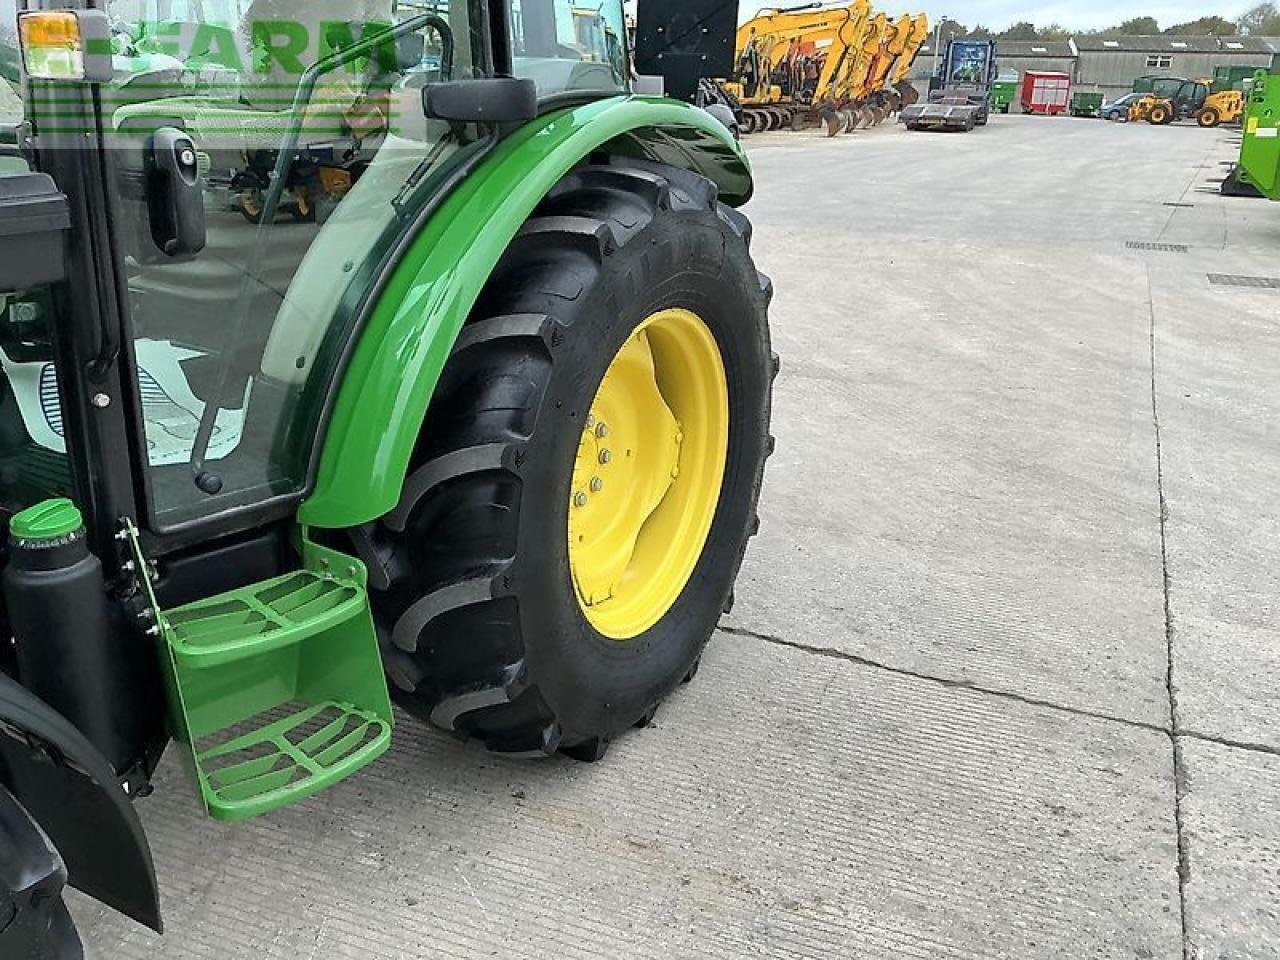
[
  {"xmin": 0, "ymin": 0, "xmax": 630, "ymax": 865},
  {"xmin": 1, "ymin": 0, "xmax": 632, "ymax": 537}
]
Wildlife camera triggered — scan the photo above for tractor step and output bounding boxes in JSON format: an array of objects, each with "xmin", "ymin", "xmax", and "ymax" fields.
[
  {"xmin": 136, "ymin": 530, "xmax": 393, "ymax": 821},
  {"xmin": 192, "ymin": 700, "xmax": 388, "ymax": 818}
]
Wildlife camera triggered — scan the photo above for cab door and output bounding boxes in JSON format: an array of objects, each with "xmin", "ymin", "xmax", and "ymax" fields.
[{"xmin": 14, "ymin": 0, "xmax": 495, "ymax": 539}]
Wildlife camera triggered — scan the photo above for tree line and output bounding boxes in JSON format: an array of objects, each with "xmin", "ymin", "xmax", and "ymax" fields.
[{"xmin": 933, "ymin": 3, "xmax": 1280, "ymax": 44}]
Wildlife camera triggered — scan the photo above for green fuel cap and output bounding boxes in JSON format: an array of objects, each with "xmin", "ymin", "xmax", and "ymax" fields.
[{"xmin": 10, "ymin": 498, "xmax": 84, "ymax": 541}]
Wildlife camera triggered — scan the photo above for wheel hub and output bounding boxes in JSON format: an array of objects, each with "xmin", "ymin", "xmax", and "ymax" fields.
[{"xmin": 567, "ymin": 309, "xmax": 728, "ymax": 640}]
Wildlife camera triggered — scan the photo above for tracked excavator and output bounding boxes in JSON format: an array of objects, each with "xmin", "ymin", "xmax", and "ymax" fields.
[{"xmin": 722, "ymin": 3, "xmax": 928, "ymax": 135}]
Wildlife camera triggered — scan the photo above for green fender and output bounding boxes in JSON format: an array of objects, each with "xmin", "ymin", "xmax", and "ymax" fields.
[{"xmin": 299, "ymin": 95, "xmax": 752, "ymax": 528}]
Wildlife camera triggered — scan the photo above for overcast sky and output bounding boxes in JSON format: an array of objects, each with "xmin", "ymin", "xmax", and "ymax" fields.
[{"xmin": 902, "ymin": 2, "xmax": 1255, "ymax": 31}]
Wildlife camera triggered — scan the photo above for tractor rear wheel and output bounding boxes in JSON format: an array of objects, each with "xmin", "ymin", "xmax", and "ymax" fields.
[
  {"xmin": 1149, "ymin": 104, "xmax": 1172, "ymax": 125},
  {"xmin": 369, "ymin": 160, "xmax": 775, "ymax": 760}
]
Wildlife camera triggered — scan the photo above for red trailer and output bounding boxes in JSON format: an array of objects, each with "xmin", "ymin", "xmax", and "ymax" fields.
[{"xmin": 1021, "ymin": 71, "xmax": 1072, "ymax": 115}]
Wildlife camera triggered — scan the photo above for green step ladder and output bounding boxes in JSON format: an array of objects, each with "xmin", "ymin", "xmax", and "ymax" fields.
[{"xmin": 129, "ymin": 527, "xmax": 393, "ymax": 822}]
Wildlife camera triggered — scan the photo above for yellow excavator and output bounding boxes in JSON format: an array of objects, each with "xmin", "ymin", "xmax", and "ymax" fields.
[
  {"xmin": 722, "ymin": 3, "xmax": 928, "ymax": 135},
  {"xmin": 825, "ymin": 11, "xmax": 929, "ymax": 133}
]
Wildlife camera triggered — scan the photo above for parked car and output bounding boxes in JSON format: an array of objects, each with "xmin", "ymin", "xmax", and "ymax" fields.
[{"xmin": 1101, "ymin": 92, "xmax": 1143, "ymax": 121}]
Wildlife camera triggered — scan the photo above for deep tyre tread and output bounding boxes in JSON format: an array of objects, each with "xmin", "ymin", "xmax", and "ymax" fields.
[{"xmin": 367, "ymin": 160, "xmax": 774, "ymax": 758}]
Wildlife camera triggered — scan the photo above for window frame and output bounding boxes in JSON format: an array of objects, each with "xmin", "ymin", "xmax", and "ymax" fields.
[{"xmin": 99, "ymin": 0, "xmax": 510, "ymax": 545}]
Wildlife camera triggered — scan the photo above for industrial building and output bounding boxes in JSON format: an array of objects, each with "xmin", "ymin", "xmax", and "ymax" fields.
[{"xmin": 911, "ymin": 35, "xmax": 1280, "ymax": 100}]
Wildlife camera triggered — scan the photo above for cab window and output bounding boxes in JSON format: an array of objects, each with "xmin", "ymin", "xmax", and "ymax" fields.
[{"xmin": 509, "ymin": 0, "xmax": 627, "ymax": 97}]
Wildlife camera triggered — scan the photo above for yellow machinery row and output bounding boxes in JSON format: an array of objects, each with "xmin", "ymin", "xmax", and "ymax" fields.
[{"xmin": 722, "ymin": 2, "xmax": 930, "ymax": 135}]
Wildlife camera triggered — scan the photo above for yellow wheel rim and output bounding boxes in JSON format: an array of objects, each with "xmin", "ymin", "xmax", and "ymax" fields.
[{"xmin": 568, "ymin": 308, "xmax": 729, "ymax": 640}]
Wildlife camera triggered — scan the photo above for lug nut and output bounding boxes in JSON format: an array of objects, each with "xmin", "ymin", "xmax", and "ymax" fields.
[
  {"xmin": 574, "ymin": 491, "xmax": 588, "ymax": 507},
  {"xmin": 585, "ymin": 414, "xmax": 595, "ymax": 430},
  {"xmin": 596, "ymin": 423, "xmax": 609, "ymax": 438},
  {"xmin": 590, "ymin": 477, "xmax": 604, "ymax": 493},
  {"xmin": 599, "ymin": 450, "xmax": 612, "ymax": 465}
]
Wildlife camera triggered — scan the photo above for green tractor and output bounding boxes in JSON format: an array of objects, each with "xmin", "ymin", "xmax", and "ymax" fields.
[{"xmin": 0, "ymin": 0, "xmax": 773, "ymax": 953}]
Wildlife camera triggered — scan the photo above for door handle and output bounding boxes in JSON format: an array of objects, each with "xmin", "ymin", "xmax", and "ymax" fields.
[{"xmin": 144, "ymin": 127, "xmax": 205, "ymax": 259}]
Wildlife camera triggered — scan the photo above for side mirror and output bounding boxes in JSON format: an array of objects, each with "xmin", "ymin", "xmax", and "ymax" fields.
[
  {"xmin": 633, "ymin": 0, "xmax": 739, "ymax": 102},
  {"xmin": 423, "ymin": 78, "xmax": 537, "ymax": 124}
]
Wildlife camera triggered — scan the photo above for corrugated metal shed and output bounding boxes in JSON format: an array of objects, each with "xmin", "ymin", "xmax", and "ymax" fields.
[
  {"xmin": 992, "ymin": 41, "xmax": 1077, "ymax": 80},
  {"xmin": 998, "ymin": 41, "xmax": 1076, "ymax": 59},
  {"xmin": 1220, "ymin": 36, "xmax": 1280, "ymax": 53},
  {"xmin": 1072, "ymin": 35, "xmax": 1276, "ymax": 96},
  {"xmin": 906, "ymin": 35, "xmax": 1278, "ymax": 92},
  {"xmin": 1074, "ymin": 35, "xmax": 1220, "ymax": 53}
]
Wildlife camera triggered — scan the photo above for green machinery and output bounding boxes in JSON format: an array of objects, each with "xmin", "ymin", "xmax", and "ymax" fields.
[
  {"xmin": 1212, "ymin": 64, "xmax": 1270, "ymax": 94},
  {"xmin": 0, "ymin": 0, "xmax": 774, "ymax": 953},
  {"xmin": 1232, "ymin": 69, "xmax": 1280, "ymax": 199},
  {"xmin": 1070, "ymin": 91, "xmax": 1103, "ymax": 118},
  {"xmin": 990, "ymin": 77, "xmax": 1017, "ymax": 114}
]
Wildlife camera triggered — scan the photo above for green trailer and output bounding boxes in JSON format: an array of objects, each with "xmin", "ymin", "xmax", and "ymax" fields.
[
  {"xmin": 1071, "ymin": 91, "xmax": 1104, "ymax": 118},
  {"xmin": 1213, "ymin": 64, "xmax": 1271, "ymax": 94},
  {"xmin": 990, "ymin": 78, "xmax": 1017, "ymax": 114},
  {"xmin": 0, "ymin": 0, "xmax": 777, "ymax": 955},
  {"xmin": 1237, "ymin": 69, "xmax": 1280, "ymax": 200}
]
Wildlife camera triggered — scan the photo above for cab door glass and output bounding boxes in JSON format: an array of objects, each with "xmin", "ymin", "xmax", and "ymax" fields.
[
  {"xmin": 509, "ymin": 0, "xmax": 627, "ymax": 97},
  {"xmin": 0, "ymin": 0, "xmax": 20, "ymax": 128},
  {"xmin": 0, "ymin": 4, "xmax": 71, "ymax": 511},
  {"xmin": 98, "ymin": 0, "xmax": 490, "ymax": 528}
]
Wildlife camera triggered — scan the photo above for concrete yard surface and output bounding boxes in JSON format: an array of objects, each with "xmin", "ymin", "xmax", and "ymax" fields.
[{"xmin": 77, "ymin": 116, "xmax": 1280, "ymax": 958}]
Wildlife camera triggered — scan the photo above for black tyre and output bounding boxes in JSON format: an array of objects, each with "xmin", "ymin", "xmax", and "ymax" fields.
[
  {"xmin": 365, "ymin": 160, "xmax": 775, "ymax": 760},
  {"xmin": 0, "ymin": 785, "xmax": 83, "ymax": 960},
  {"xmin": 288, "ymin": 186, "xmax": 317, "ymax": 223},
  {"xmin": 1197, "ymin": 107, "xmax": 1220, "ymax": 128},
  {"xmin": 238, "ymin": 188, "xmax": 264, "ymax": 224}
]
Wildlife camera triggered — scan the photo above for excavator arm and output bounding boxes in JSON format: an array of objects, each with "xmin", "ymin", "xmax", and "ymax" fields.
[
  {"xmin": 724, "ymin": 3, "xmax": 927, "ymax": 135},
  {"xmin": 810, "ymin": 2, "xmax": 872, "ymax": 105},
  {"xmin": 734, "ymin": 3, "xmax": 867, "ymax": 105},
  {"xmin": 889, "ymin": 13, "xmax": 930, "ymax": 88}
]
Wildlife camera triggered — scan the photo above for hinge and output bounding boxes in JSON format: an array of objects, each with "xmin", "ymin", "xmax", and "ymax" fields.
[{"xmin": 118, "ymin": 518, "xmax": 164, "ymax": 637}]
